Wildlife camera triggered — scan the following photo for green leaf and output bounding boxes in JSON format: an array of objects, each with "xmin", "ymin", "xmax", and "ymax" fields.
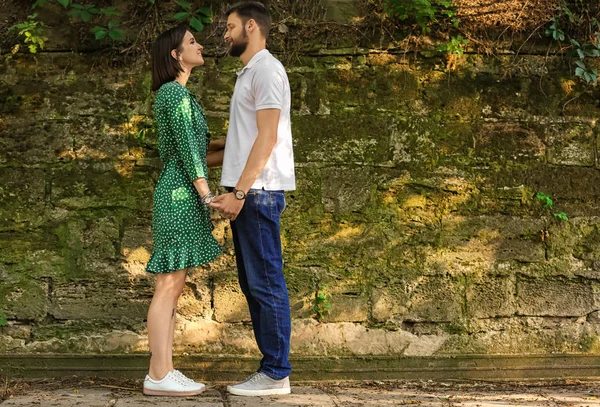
[
  {"xmin": 81, "ymin": 11, "xmax": 92, "ymax": 22},
  {"xmin": 576, "ymin": 67, "xmax": 585, "ymax": 77},
  {"xmin": 173, "ymin": 11, "xmax": 190, "ymax": 20},
  {"xmin": 196, "ymin": 6, "xmax": 212, "ymax": 17},
  {"xmin": 189, "ymin": 17, "xmax": 204, "ymax": 32},
  {"xmin": 577, "ymin": 49, "xmax": 585, "ymax": 59},
  {"xmin": 99, "ymin": 7, "xmax": 121, "ymax": 17},
  {"xmin": 0, "ymin": 313, "xmax": 7, "ymax": 327},
  {"xmin": 57, "ymin": 0, "xmax": 70, "ymax": 8},
  {"xmin": 31, "ymin": 0, "xmax": 48, "ymax": 9},
  {"xmin": 91, "ymin": 26, "xmax": 107, "ymax": 39},
  {"xmin": 575, "ymin": 60, "xmax": 586, "ymax": 69},
  {"xmin": 553, "ymin": 212, "xmax": 568, "ymax": 221},
  {"xmin": 109, "ymin": 28, "xmax": 124, "ymax": 40},
  {"xmin": 176, "ymin": 1, "xmax": 192, "ymax": 11},
  {"xmin": 108, "ymin": 20, "xmax": 119, "ymax": 29},
  {"xmin": 28, "ymin": 44, "xmax": 38, "ymax": 53}
]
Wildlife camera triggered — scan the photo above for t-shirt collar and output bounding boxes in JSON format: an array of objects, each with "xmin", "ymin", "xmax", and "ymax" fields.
[{"xmin": 236, "ymin": 49, "xmax": 269, "ymax": 76}]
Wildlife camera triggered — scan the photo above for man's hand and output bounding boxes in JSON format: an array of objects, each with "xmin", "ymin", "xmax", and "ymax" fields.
[{"xmin": 210, "ymin": 193, "xmax": 244, "ymax": 221}]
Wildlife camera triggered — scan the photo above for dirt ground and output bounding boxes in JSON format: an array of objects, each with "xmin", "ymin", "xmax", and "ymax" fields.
[{"xmin": 2, "ymin": 376, "xmax": 600, "ymax": 406}]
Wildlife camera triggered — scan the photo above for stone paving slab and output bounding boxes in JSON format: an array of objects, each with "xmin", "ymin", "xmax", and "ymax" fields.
[
  {"xmin": 227, "ymin": 387, "xmax": 336, "ymax": 406},
  {"xmin": 3, "ymin": 384, "xmax": 600, "ymax": 407},
  {"xmin": 114, "ymin": 389, "xmax": 223, "ymax": 407}
]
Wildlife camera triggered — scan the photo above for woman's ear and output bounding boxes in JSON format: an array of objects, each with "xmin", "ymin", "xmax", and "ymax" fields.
[{"xmin": 171, "ymin": 49, "xmax": 179, "ymax": 60}]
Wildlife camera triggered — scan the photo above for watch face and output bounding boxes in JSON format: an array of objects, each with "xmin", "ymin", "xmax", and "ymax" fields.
[
  {"xmin": 235, "ymin": 190, "xmax": 245, "ymax": 200},
  {"xmin": 204, "ymin": 196, "xmax": 214, "ymax": 205}
]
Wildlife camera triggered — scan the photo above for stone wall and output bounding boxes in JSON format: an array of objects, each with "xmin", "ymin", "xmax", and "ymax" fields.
[{"xmin": 2, "ymin": 0, "xmax": 600, "ymax": 358}]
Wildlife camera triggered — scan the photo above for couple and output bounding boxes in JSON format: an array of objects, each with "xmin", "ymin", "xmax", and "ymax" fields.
[{"xmin": 143, "ymin": 2, "xmax": 295, "ymax": 398}]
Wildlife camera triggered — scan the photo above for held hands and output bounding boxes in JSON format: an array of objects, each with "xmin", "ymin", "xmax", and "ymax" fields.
[{"xmin": 209, "ymin": 192, "xmax": 244, "ymax": 221}]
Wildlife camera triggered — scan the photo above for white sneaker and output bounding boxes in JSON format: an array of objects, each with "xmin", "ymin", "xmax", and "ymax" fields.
[
  {"xmin": 143, "ymin": 370, "xmax": 206, "ymax": 396},
  {"xmin": 227, "ymin": 372, "xmax": 291, "ymax": 396},
  {"xmin": 173, "ymin": 369, "xmax": 206, "ymax": 388}
]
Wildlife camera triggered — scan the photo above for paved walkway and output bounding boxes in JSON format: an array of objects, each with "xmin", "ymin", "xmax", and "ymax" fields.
[{"xmin": 2, "ymin": 380, "xmax": 600, "ymax": 406}]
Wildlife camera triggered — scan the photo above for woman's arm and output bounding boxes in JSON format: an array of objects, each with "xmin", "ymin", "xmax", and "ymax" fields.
[{"xmin": 193, "ymin": 177, "xmax": 210, "ymax": 197}]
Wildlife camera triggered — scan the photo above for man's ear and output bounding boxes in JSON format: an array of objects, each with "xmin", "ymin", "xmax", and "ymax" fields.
[
  {"xmin": 171, "ymin": 49, "xmax": 179, "ymax": 60},
  {"xmin": 246, "ymin": 18, "xmax": 256, "ymax": 33}
]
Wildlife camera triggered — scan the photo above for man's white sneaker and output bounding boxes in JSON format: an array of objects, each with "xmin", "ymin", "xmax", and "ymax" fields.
[
  {"xmin": 143, "ymin": 370, "xmax": 206, "ymax": 396},
  {"xmin": 227, "ymin": 372, "xmax": 291, "ymax": 396}
]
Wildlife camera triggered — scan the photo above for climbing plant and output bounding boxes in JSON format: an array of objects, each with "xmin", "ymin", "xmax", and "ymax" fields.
[
  {"xmin": 545, "ymin": 1, "xmax": 600, "ymax": 85},
  {"xmin": 383, "ymin": 0, "xmax": 467, "ymax": 55},
  {"xmin": 7, "ymin": 0, "xmax": 212, "ymax": 54},
  {"xmin": 384, "ymin": 0, "xmax": 459, "ymax": 33},
  {"xmin": 7, "ymin": 13, "xmax": 47, "ymax": 54}
]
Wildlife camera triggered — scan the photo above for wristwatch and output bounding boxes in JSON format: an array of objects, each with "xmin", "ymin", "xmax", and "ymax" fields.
[
  {"xmin": 233, "ymin": 188, "xmax": 246, "ymax": 200},
  {"xmin": 201, "ymin": 191, "xmax": 215, "ymax": 206},
  {"xmin": 203, "ymin": 195, "xmax": 214, "ymax": 205}
]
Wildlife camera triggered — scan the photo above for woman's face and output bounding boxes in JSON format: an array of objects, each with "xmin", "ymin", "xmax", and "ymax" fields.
[{"xmin": 175, "ymin": 30, "xmax": 204, "ymax": 68}]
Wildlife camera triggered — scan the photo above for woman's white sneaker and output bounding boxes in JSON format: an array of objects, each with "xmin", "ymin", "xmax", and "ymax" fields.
[
  {"xmin": 227, "ymin": 372, "xmax": 291, "ymax": 396},
  {"xmin": 143, "ymin": 370, "xmax": 206, "ymax": 396},
  {"xmin": 173, "ymin": 369, "xmax": 206, "ymax": 388}
]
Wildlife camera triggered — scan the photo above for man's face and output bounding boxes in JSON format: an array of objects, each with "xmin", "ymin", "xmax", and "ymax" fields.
[{"xmin": 224, "ymin": 12, "xmax": 249, "ymax": 57}]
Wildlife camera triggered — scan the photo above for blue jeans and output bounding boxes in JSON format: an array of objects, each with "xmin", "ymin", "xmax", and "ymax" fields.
[{"xmin": 230, "ymin": 188, "xmax": 292, "ymax": 380}]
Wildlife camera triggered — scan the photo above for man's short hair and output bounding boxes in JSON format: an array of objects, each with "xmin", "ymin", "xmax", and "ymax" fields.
[{"xmin": 226, "ymin": 2, "xmax": 272, "ymax": 38}]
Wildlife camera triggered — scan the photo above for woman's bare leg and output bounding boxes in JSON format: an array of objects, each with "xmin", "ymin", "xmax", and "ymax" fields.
[
  {"xmin": 147, "ymin": 268, "xmax": 187, "ymax": 380},
  {"xmin": 166, "ymin": 272, "xmax": 187, "ymax": 371}
]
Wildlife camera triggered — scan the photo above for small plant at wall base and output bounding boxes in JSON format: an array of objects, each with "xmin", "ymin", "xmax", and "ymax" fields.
[
  {"xmin": 0, "ymin": 312, "xmax": 7, "ymax": 327},
  {"xmin": 314, "ymin": 285, "xmax": 332, "ymax": 321},
  {"xmin": 536, "ymin": 192, "xmax": 568, "ymax": 242}
]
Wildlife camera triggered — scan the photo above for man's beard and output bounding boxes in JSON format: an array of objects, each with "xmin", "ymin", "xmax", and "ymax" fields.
[{"xmin": 229, "ymin": 29, "xmax": 249, "ymax": 57}]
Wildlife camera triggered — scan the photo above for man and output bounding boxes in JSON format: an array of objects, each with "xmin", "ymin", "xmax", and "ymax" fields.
[{"xmin": 211, "ymin": 1, "xmax": 296, "ymax": 397}]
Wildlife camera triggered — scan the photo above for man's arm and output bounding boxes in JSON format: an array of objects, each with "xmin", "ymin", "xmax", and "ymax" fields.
[
  {"xmin": 208, "ymin": 138, "xmax": 226, "ymax": 152},
  {"xmin": 207, "ymin": 149, "xmax": 224, "ymax": 168},
  {"xmin": 235, "ymin": 108, "xmax": 279, "ymax": 192},
  {"xmin": 211, "ymin": 108, "xmax": 280, "ymax": 219}
]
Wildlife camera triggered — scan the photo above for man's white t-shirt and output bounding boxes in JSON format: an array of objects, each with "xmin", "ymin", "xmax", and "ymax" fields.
[{"xmin": 220, "ymin": 49, "xmax": 296, "ymax": 191}]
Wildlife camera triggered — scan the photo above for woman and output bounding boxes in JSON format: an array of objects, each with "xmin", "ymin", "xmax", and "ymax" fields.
[{"xmin": 143, "ymin": 25, "xmax": 223, "ymax": 397}]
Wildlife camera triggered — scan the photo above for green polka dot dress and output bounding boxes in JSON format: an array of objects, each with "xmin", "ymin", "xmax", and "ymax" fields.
[{"xmin": 146, "ymin": 81, "xmax": 221, "ymax": 274}]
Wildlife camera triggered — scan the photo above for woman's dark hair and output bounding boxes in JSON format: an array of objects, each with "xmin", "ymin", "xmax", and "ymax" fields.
[
  {"xmin": 226, "ymin": 2, "xmax": 271, "ymax": 38},
  {"xmin": 151, "ymin": 25, "xmax": 188, "ymax": 92}
]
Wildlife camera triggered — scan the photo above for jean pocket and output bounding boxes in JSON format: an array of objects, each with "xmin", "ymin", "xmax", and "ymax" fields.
[{"xmin": 268, "ymin": 191, "xmax": 285, "ymax": 220}]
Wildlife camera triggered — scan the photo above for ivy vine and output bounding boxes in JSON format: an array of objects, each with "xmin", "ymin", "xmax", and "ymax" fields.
[{"xmin": 546, "ymin": 1, "xmax": 600, "ymax": 85}]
